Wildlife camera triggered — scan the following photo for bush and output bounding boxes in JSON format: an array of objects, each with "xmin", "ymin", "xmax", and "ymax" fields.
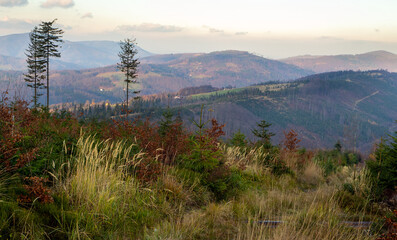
[{"xmin": 180, "ymin": 119, "xmax": 244, "ymax": 200}]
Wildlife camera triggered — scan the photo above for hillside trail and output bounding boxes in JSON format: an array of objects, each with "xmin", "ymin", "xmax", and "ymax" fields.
[{"xmin": 354, "ymin": 90, "xmax": 379, "ymax": 109}]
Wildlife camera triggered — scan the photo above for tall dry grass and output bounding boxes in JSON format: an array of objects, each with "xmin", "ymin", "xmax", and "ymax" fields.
[
  {"xmin": 145, "ymin": 145, "xmax": 379, "ymax": 240},
  {"xmin": 52, "ymin": 135, "xmax": 164, "ymax": 238}
]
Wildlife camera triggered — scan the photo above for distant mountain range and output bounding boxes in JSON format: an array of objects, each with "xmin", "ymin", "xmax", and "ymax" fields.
[
  {"xmin": 0, "ymin": 33, "xmax": 153, "ymax": 70},
  {"xmin": 281, "ymin": 50, "xmax": 397, "ymax": 73},
  {"xmin": 0, "ymin": 50, "xmax": 312, "ymax": 104}
]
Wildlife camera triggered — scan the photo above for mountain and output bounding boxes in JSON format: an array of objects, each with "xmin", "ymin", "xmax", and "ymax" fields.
[
  {"xmin": 138, "ymin": 50, "xmax": 313, "ymax": 91},
  {"xmin": 0, "ymin": 33, "xmax": 153, "ymax": 70},
  {"xmin": 0, "ymin": 50, "xmax": 313, "ymax": 104},
  {"xmin": 155, "ymin": 70, "xmax": 397, "ymax": 152},
  {"xmin": 281, "ymin": 51, "xmax": 397, "ymax": 73},
  {"xmin": 0, "ymin": 55, "xmax": 25, "ymax": 71}
]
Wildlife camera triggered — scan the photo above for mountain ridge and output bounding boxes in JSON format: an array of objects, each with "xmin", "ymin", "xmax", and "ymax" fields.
[
  {"xmin": 281, "ymin": 50, "xmax": 397, "ymax": 73},
  {"xmin": 0, "ymin": 33, "xmax": 153, "ymax": 70}
]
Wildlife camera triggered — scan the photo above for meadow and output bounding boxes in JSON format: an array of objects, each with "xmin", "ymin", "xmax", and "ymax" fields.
[{"xmin": 0, "ymin": 95, "xmax": 396, "ymax": 239}]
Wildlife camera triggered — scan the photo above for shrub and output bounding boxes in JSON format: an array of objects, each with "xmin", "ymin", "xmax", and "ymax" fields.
[
  {"xmin": 18, "ymin": 176, "xmax": 53, "ymax": 204},
  {"xmin": 180, "ymin": 118, "xmax": 244, "ymax": 200}
]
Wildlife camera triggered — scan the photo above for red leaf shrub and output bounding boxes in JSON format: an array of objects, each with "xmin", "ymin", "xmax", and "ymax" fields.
[{"xmin": 18, "ymin": 176, "xmax": 53, "ymax": 204}]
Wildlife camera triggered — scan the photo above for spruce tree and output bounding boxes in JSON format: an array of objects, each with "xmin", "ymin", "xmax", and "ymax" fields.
[
  {"xmin": 24, "ymin": 27, "xmax": 46, "ymax": 109},
  {"xmin": 117, "ymin": 38, "xmax": 140, "ymax": 119},
  {"xmin": 38, "ymin": 19, "xmax": 63, "ymax": 108},
  {"xmin": 252, "ymin": 120, "xmax": 275, "ymax": 147}
]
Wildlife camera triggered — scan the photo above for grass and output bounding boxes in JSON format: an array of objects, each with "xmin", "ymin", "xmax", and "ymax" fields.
[{"xmin": 0, "ymin": 113, "xmax": 387, "ymax": 239}]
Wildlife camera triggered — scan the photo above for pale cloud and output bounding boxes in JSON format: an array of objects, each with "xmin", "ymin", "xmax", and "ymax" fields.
[
  {"xmin": 319, "ymin": 36, "xmax": 343, "ymax": 41},
  {"xmin": 202, "ymin": 25, "xmax": 224, "ymax": 34},
  {"xmin": 81, "ymin": 12, "xmax": 93, "ymax": 19},
  {"xmin": 209, "ymin": 28, "xmax": 223, "ymax": 33},
  {"xmin": 117, "ymin": 23, "xmax": 183, "ymax": 32},
  {"xmin": 235, "ymin": 32, "xmax": 248, "ymax": 36},
  {"xmin": 0, "ymin": 17, "xmax": 35, "ymax": 29},
  {"xmin": 0, "ymin": 0, "xmax": 28, "ymax": 7},
  {"xmin": 41, "ymin": 0, "xmax": 74, "ymax": 8}
]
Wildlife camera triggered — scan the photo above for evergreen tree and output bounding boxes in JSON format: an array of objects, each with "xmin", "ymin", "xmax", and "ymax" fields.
[
  {"xmin": 24, "ymin": 27, "xmax": 46, "ymax": 109},
  {"xmin": 334, "ymin": 140, "xmax": 342, "ymax": 153},
  {"xmin": 117, "ymin": 38, "xmax": 140, "ymax": 119},
  {"xmin": 230, "ymin": 129, "xmax": 247, "ymax": 147},
  {"xmin": 158, "ymin": 108, "xmax": 174, "ymax": 137},
  {"xmin": 252, "ymin": 120, "xmax": 275, "ymax": 147},
  {"xmin": 367, "ymin": 127, "xmax": 397, "ymax": 198},
  {"xmin": 38, "ymin": 19, "xmax": 63, "ymax": 109}
]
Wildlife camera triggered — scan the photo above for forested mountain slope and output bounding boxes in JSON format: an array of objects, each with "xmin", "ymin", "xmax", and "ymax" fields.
[{"xmin": 163, "ymin": 70, "xmax": 397, "ymax": 152}]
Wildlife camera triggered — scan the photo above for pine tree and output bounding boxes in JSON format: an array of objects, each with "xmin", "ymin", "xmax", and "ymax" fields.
[
  {"xmin": 252, "ymin": 120, "xmax": 275, "ymax": 147},
  {"xmin": 38, "ymin": 19, "xmax": 63, "ymax": 109},
  {"xmin": 117, "ymin": 38, "xmax": 140, "ymax": 119},
  {"xmin": 24, "ymin": 27, "xmax": 46, "ymax": 109},
  {"xmin": 158, "ymin": 108, "xmax": 174, "ymax": 137}
]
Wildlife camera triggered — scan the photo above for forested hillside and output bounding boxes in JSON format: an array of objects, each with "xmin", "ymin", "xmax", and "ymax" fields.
[{"xmin": 67, "ymin": 70, "xmax": 397, "ymax": 153}]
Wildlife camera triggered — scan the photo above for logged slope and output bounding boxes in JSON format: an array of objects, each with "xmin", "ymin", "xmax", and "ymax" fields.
[
  {"xmin": 0, "ymin": 50, "xmax": 312, "ymax": 104},
  {"xmin": 282, "ymin": 51, "xmax": 397, "ymax": 73},
  {"xmin": 171, "ymin": 70, "xmax": 397, "ymax": 152},
  {"xmin": 0, "ymin": 33, "xmax": 153, "ymax": 70}
]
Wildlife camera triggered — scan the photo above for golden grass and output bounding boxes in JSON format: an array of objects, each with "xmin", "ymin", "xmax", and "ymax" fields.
[{"xmin": 144, "ymin": 145, "xmax": 379, "ymax": 240}]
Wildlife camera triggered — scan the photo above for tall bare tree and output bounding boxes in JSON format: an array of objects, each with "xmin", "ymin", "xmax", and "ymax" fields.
[
  {"xmin": 117, "ymin": 38, "xmax": 140, "ymax": 118},
  {"xmin": 38, "ymin": 19, "xmax": 63, "ymax": 109},
  {"xmin": 24, "ymin": 27, "xmax": 46, "ymax": 108}
]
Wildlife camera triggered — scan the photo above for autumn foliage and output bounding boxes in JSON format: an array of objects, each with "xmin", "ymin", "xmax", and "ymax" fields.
[
  {"xmin": 0, "ymin": 94, "xmax": 38, "ymax": 173},
  {"xmin": 18, "ymin": 176, "xmax": 53, "ymax": 204},
  {"xmin": 283, "ymin": 129, "xmax": 301, "ymax": 152},
  {"xmin": 377, "ymin": 209, "xmax": 397, "ymax": 240}
]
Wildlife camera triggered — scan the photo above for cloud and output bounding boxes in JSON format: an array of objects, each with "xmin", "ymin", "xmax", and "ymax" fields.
[
  {"xmin": 0, "ymin": 0, "xmax": 28, "ymax": 7},
  {"xmin": 375, "ymin": 28, "xmax": 380, "ymax": 33},
  {"xmin": 209, "ymin": 28, "xmax": 223, "ymax": 33},
  {"xmin": 318, "ymin": 36, "xmax": 343, "ymax": 41},
  {"xmin": 235, "ymin": 32, "xmax": 248, "ymax": 36},
  {"xmin": 41, "ymin": 0, "xmax": 74, "ymax": 8},
  {"xmin": 0, "ymin": 17, "xmax": 35, "ymax": 29},
  {"xmin": 117, "ymin": 23, "xmax": 183, "ymax": 33},
  {"xmin": 81, "ymin": 12, "xmax": 93, "ymax": 19},
  {"xmin": 202, "ymin": 25, "xmax": 224, "ymax": 34}
]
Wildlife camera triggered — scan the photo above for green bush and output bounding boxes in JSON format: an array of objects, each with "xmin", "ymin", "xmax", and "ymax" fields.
[{"xmin": 180, "ymin": 135, "xmax": 244, "ymax": 200}]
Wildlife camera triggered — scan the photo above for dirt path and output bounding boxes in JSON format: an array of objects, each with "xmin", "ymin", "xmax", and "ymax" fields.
[{"xmin": 354, "ymin": 90, "xmax": 379, "ymax": 109}]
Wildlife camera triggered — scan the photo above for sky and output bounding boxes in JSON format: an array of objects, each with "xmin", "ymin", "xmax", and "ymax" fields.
[{"xmin": 1, "ymin": 0, "xmax": 397, "ymax": 58}]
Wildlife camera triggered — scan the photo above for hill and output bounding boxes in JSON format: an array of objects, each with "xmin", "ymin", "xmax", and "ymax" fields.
[
  {"xmin": 0, "ymin": 33, "xmax": 153, "ymax": 70},
  {"xmin": 143, "ymin": 70, "xmax": 397, "ymax": 152},
  {"xmin": 281, "ymin": 50, "xmax": 397, "ymax": 73},
  {"xmin": 1, "ymin": 50, "xmax": 312, "ymax": 104}
]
